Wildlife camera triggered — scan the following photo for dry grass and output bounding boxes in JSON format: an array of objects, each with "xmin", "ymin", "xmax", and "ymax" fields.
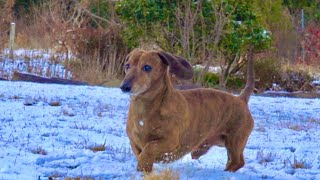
[
  {"xmin": 282, "ymin": 64, "xmax": 320, "ymax": 76},
  {"xmin": 291, "ymin": 157, "xmax": 312, "ymax": 169},
  {"xmin": 73, "ymin": 123, "xmax": 88, "ymax": 130},
  {"xmin": 87, "ymin": 144, "xmax": 106, "ymax": 153},
  {"xmin": 31, "ymin": 147, "xmax": 47, "ymax": 155},
  {"xmin": 49, "ymin": 100, "xmax": 61, "ymax": 106},
  {"xmin": 100, "ymin": 79, "xmax": 122, "ymax": 87},
  {"xmin": 283, "ymin": 156, "xmax": 313, "ymax": 170},
  {"xmin": 9, "ymin": 95, "xmax": 21, "ymax": 100},
  {"xmin": 2, "ymin": 1, "xmax": 128, "ymax": 85},
  {"xmin": 288, "ymin": 124, "xmax": 304, "ymax": 131},
  {"xmin": 307, "ymin": 118, "xmax": 320, "ymax": 124},
  {"xmin": 278, "ymin": 121, "xmax": 310, "ymax": 131},
  {"xmin": 256, "ymin": 150, "xmax": 277, "ymax": 164},
  {"xmin": 65, "ymin": 177, "xmax": 101, "ymax": 180},
  {"xmin": 62, "ymin": 105, "xmax": 76, "ymax": 117},
  {"xmin": 256, "ymin": 125, "xmax": 266, "ymax": 132},
  {"xmin": 143, "ymin": 169, "xmax": 180, "ymax": 180}
]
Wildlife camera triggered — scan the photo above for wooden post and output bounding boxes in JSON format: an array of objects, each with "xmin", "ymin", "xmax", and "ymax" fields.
[
  {"xmin": 301, "ymin": 9, "xmax": 305, "ymax": 63},
  {"xmin": 9, "ymin": 22, "xmax": 16, "ymax": 59}
]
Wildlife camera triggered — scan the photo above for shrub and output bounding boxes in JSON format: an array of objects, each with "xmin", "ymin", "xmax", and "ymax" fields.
[
  {"xmin": 202, "ymin": 71, "xmax": 245, "ymax": 91},
  {"xmin": 256, "ymin": 150, "xmax": 277, "ymax": 164},
  {"xmin": 68, "ymin": 28, "xmax": 128, "ymax": 84},
  {"xmin": 280, "ymin": 68, "xmax": 313, "ymax": 92},
  {"xmin": 252, "ymin": 57, "xmax": 282, "ymax": 91},
  {"xmin": 226, "ymin": 75, "xmax": 245, "ymax": 90},
  {"xmin": 204, "ymin": 72, "xmax": 219, "ymax": 88}
]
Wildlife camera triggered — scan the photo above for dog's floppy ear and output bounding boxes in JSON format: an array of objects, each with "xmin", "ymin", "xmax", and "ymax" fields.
[{"xmin": 157, "ymin": 51, "xmax": 193, "ymax": 80}]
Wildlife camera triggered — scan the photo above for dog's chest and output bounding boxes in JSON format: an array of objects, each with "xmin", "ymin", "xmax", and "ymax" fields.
[
  {"xmin": 131, "ymin": 115, "xmax": 161, "ymax": 134},
  {"xmin": 128, "ymin": 113, "xmax": 163, "ymax": 145},
  {"xmin": 127, "ymin": 100, "xmax": 166, "ymax": 145}
]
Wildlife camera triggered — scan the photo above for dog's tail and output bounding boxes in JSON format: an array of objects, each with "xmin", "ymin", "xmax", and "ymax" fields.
[{"xmin": 239, "ymin": 46, "xmax": 254, "ymax": 104}]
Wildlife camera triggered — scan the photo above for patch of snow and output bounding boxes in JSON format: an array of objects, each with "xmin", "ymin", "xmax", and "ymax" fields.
[
  {"xmin": 0, "ymin": 81, "xmax": 319, "ymax": 179},
  {"xmin": 193, "ymin": 64, "xmax": 221, "ymax": 73},
  {"xmin": 0, "ymin": 49, "xmax": 71, "ymax": 80},
  {"xmin": 312, "ymin": 79, "xmax": 320, "ymax": 85}
]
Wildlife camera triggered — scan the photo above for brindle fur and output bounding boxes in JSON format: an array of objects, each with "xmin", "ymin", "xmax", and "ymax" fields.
[{"xmin": 120, "ymin": 49, "xmax": 254, "ymax": 173}]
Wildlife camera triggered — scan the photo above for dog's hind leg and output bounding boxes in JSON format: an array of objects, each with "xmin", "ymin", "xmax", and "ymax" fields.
[{"xmin": 224, "ymin": 135, "xmax": 248, "ymax": 172}]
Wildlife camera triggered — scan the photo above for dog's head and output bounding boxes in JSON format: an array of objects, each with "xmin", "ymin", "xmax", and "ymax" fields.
[{"xmin": 120, "ymin": 49, "xmax": 193, "ymax": 96}]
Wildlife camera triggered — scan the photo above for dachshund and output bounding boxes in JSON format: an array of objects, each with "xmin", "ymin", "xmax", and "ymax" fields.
[{"xmin": 120, "ymin": 49, "xmax": 254, "ymax": 173}]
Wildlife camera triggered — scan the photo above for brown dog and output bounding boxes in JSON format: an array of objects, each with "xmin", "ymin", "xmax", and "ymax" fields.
[{"xmin": 120, "ymin": 49, "xmax": 254, "ymax": 173}]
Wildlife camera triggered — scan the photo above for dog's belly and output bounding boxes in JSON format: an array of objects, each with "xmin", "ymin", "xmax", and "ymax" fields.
[
  {"xmin": 155, "ymin": 149, "xmax": 188, "ymax": 163},
  {"xmin": 203, "ymin": 134, "xmax": 226, "ymax": 147}
]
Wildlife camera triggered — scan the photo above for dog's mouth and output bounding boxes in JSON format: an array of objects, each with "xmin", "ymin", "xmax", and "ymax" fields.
[{"xmin": 120, "ymin": 83, "xmax": 148, "ymax": 97}]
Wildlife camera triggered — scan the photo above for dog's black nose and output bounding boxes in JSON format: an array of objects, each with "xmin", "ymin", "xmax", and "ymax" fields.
[{"xmin": 120, "ymin": 83, "xmax": 132, "ymax": 93}]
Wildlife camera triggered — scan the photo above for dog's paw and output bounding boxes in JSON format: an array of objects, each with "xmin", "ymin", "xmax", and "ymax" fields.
[
  {"xmin": 191, "ymin": 150, "xmax": 201, "ymax": 159},
  {"xmin": 224, "ymin": 162, "xmax": 244, "ymax": 172},
  {"xmin": 137, "ymin": 162, "xmax": 153, "ymax": 173},
  {"xmin": 191, "ymin": 147, "xmax": 209, "ymax": 159}
]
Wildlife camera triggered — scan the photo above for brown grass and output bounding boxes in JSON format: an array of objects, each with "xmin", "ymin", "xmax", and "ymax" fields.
[
  {"xmin": 256, "ymin": 125, "xmax": 266, "ymax": 132},
  {"xmin": 291, "ymin": 157, "xmax": 312, "ymax": 169},
  {"xmin": 87, "ymin": 144, "xmax": 106, "ymax": 153},
  {"xmin": 278, "ymin": 121, "xmax": 311, "ymax": 131},
  {"xmin": 288, "ymin": 124, "xmax": 304, "ymax": 131},
  {"xmin": 31, "ymin": 147, "xmax": 47, "ymax": 155},
  {"xmin": 143, "ymin": 169, "xmax": 180, "ymax": 180},
  {"xmin": 52, "ymin": 176, "xmax": 101, "ymax": 180},
  {"xmin": 282, "ymin": 63, "xmax": 320, "ymax": 75},
  {"xmin": 308, "ymin": 118, "xmax": 320, "ymax": 124},
  {"xmin": 100, "ymin": 79, "xmax": 122, "ymax": 87},
  {"xmin": 3, "ymin": 1, "xmax": 128, "ymax": 85},
  {"xmin": 256, "ymin": 150, "xmax": 276, "ymax": 164},
  {"xmin": 10, "ymin": 95, "xmax": 21, "ymax": 100},
  {"xmin": 49, "ymin": 100, "xmax": 61, "ymax": 106}
]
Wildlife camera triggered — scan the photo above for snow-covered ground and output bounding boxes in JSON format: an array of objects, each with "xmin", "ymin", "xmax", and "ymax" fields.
[
  {"xmin": 0, "ymin": 49, "xmax": 70, "ymax": 80},
  {"xmin": 0, "ymin": 81, "xmax": 319, "ymax": 180}
]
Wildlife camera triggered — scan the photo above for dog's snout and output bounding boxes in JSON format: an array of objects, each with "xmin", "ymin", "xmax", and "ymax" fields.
[{"xmin": 120, "ymin": 82, "xmax": 132, "ymax": 93}]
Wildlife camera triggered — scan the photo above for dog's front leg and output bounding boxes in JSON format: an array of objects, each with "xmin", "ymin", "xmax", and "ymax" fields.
[{"xmin": 137, "ymin": 138, "xmax": 178, "ymax": 172}]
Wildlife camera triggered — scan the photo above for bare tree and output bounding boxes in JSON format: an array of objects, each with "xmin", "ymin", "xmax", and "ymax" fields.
[
  {"xmin": 32, "ymin": 0, "xmax": 126, "ymax": 83},
  {"xmin": 199, "ymin": 1, "xmax": 236, "ymax": 87}
]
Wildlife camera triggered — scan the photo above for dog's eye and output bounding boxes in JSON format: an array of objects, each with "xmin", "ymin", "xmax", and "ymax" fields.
[
  {"xmin": 124, "ymin": 64, "xmax": 130, "ymax": 70},
  {"xmin": 143, "ymin": 65, "xmax": 152, "ymax": 72}
]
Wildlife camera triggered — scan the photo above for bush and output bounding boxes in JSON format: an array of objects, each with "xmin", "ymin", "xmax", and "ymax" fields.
[
  {"xmin": 256, "ymin": 57, "xmax": 282, "ymax": 90},
  {"xmin": 203, "ymin": 71, "xmax": 245, "ymax": 90},
  {"xmin": 204, "ymin": 72, "xmax": 219, "ymax": 88},
  {"xmin": 226, "ymin": 75, "xmax": 245, "ymax": 90},
  {"xmin": 280, "ymin": 68, "xmax": 313, "ymax": 92},
  {"xmin": 68, "ymin": 27, "xmax": 128, "ymax": 84},
  {"xmin": 242, "ymin": 57, "xmax": 282, "ymax": 91}
]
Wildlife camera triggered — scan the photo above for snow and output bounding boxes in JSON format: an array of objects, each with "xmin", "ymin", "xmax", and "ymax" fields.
[
  {"xmin": 0, "ymin": 49, "xmax": 71, "ymax": 80},
  {"xmin": 0, "ymin": 81, "xmax": 319, "ymax": 180},
  {"xmin": 193, "ymin": 65, "xmax": 221, "ymax": 73}
]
